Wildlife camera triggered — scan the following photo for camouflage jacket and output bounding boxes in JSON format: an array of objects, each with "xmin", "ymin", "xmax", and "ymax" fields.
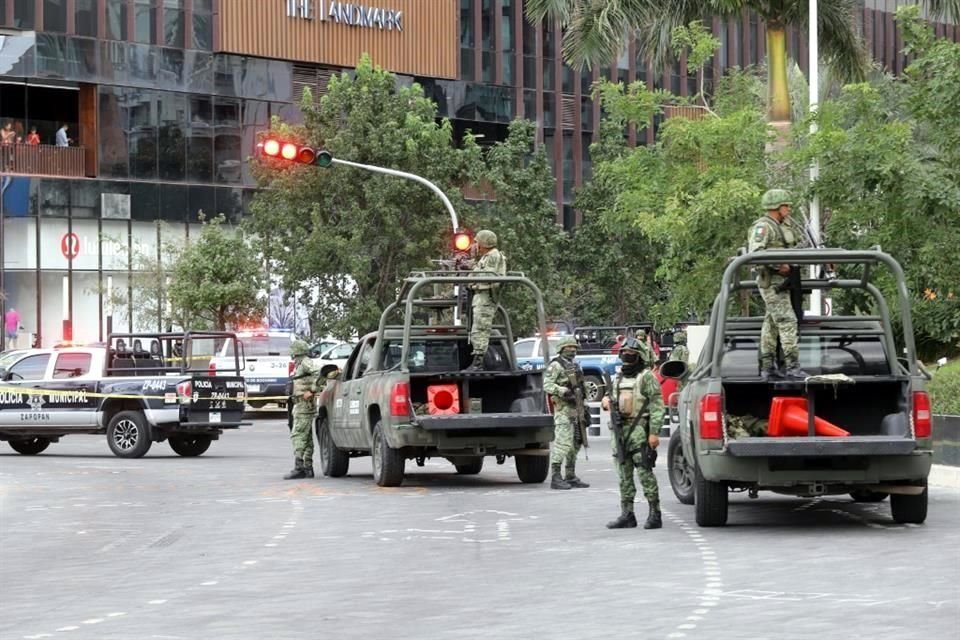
[
  {"xmin": 291, "ymin": 357, "xmax": 322, "ymax": 415},
  {"xmin": 668, "ymin": 344, "xmax": 689, "ymax": 363},
  {"xmin": 612, "ymin": 368, "xmax": 665, "ymax": 442},
  {"xmin": 471, "ymin": 248, "xmax": 507, "ymax": 296},
  {"xmin": 748, "ymin": 214, "xmax": 804, "ymax": 287},
  {"xmin": 543, "ymin": 356, "xmax": 585, "ymax": 418}
]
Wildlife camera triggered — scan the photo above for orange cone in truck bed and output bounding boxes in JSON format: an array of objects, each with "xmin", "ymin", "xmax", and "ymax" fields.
[
  {"xmin": 427, "ymin": 384, "xmax": 460, "ymax": 415},
  {"xmin": 768, "ymin": 397, "xmax": 850, "ymax": 437}
]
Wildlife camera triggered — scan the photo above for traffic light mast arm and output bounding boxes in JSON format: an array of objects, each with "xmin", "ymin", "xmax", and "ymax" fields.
[{"xmin": 328, "ymin": 157, "xmax": 460, "ymax": 232}]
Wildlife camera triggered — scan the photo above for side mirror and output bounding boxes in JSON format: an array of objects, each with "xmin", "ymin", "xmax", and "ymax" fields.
[
  {"xmin": 321, "ymin": 364, "xmax": 340, "ymax": 380},
  {"xmin": 660, "ymin": 360, "xmax": 688, "ymax": 380}
]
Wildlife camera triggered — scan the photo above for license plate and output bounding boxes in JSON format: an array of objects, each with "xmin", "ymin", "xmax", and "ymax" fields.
[
  {"xmin": 209, "ymin": 412, "xmax": 221, "ymax": 424},
  {"xmin": 246, "ymin": 384, "xmax": 261, "ymax": 393}
]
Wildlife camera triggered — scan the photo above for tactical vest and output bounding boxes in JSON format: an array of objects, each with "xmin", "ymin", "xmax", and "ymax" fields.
[
  {"xmin": 291, "ymin": 359, "xmax": 317, "ymax": 409},
  {"xmin": 615, "ymin": 369, "xmax": 651, "ymax": 420},
  {"xmin": 551, "ymin": 355, "xmax": 585, "ymax": 405}
]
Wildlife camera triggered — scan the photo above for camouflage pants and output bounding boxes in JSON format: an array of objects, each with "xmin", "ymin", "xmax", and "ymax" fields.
[
  {"xmin": 759, "ymin": 285, "xmax": 799, "ymax": 368},
  {"xmin": 470, "ymin": 293, "xmax": 496, "ymax": 356},
  {"xmin": 550, "ymin": 412, "xmax": 581, "ymax": 477},
  {"xmin": 614, "ymin": 452, "xmax": 659, "ymax": 511},
  {"xmin": 290, "ymin": 412, "xmax": 315, "ymax": 466}
]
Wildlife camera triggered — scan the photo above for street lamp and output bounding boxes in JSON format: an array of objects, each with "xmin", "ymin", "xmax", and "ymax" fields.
[{"xmin": 809, "ymin": 0, "xmax": 824, "ymax": 316}]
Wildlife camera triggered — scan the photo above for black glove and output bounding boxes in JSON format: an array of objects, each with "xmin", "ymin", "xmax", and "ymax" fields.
[
  {"xmin": 562, "ymin": 388, "xmax": 576, "ymax": 402},
  {"xmin": 640, "ymin": 445, "xmax": 658, "ymax": 471}
]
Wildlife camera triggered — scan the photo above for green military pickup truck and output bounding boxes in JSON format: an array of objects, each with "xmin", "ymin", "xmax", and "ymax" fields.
[
  {"xmin": 314, "ymin": 270, "xmax": 555, "ymax": 486},
  {"xmin": 667, "ymin": 248, "xmax": 933, "ymax": 527}
]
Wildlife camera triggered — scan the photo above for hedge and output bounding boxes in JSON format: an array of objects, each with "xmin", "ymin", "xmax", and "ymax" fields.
[{"xmin": 929, "ymin": 360, "xmax": 960, "ymax": 416}]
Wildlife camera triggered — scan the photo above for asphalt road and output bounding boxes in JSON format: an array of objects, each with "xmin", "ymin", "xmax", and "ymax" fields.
[{"xmin": 1, "ymin": 417, "xmax": 958, "ymax": 640}]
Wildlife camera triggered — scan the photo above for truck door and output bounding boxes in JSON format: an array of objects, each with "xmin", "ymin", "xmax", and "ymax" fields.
[
  {"xmin": 0, "ymin": 353, "xmax": 52, "ymax": 426},
  {"xmin": 47, "ymin": 352, "xmax": 100, "ymax": 426},
  {"xmin": 332, "ymin": 338, "xmax": 374, "ymax": 447}
]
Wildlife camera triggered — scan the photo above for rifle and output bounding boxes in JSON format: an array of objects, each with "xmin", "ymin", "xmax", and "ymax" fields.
[
  {"xmin": 776, "ymin": 266, "xmax": 804, "ymax": 321},
  {"xmin": 607, "ymin": 384, "xmax": 628, "ymax": 465},
  {"xmin": 565, "ymin": 371, "xmax": 590, "ymax": 455}
]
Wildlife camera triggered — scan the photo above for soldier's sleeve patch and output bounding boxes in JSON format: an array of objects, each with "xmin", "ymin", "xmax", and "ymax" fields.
[{"xmin": 752, "ymin": 224, "xmax": 767, "ymax": 244}]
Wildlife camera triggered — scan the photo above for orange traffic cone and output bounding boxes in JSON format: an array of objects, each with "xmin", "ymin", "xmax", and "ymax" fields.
[
  {"xmin": 768, "ymin": 397, "xmax": 849, "ymax": 437},
  {"xmin": 427, "ymin": 384, "xmax": 460, "ymax": 415}
]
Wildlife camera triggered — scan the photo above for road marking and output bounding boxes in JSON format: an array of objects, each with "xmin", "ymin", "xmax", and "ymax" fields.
[
  {"xmin": 106, "ymin": 613, "xmax": 126, "ymax": 618},
  {"xmin": 148, "ymin": 600, "xmax": 167, "ymax": 605},
  {"xmin": 55, "ymin": 626, "xmax": 79, "ymax": 631}
]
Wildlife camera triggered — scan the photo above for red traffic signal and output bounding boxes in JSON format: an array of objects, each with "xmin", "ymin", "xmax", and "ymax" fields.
[
  {"xmin": 258, "ymin": 138, "xmax": 329, "ymax": 166},
  {"xmin": 453, "ymin": 230, "xmax": 472, "ymax": 253}
]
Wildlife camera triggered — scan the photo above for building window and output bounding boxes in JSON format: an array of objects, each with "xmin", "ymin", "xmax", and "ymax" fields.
[
  {"xmin": 99, "ymin": 86, "xmax": 129, "ymax": 177},
  {"xmin": 128, "ymin": 89, "xmax": 158, "ymax": 179},
  {"xmin": 14, "ymin": 0, "xmax": 35, "ymax": 29},
  {"xmin": 43, "ymin": 0, "xmax": 67, "ymax": 32},
  {"xmin": 187, "ymin": 95, "xmax": 213, "ymax": 182},
  {"xmin": 134, "ymin": 0, "xmax": 158, "ymax": 45},
  {"xmin": 192, "ymin": 3, "xmax": 213, "ymax": 51},
  {"xmin": 106, "ymin": 0, "xmax": 128, "ymax": 41},
  {"xmin": 158, "ymin": 91, "xmax": 186, "ymax": 181},
  {"xmin": 164, "ymin": 0, "xmax": 185, "ymax": 48},
  {"xmin": 76, "ymin": 0, "xmax": 99, "ymax": 36},
  {"xmin": 501, "ymin": 0, "xmax": 515, "ymax": 53}
]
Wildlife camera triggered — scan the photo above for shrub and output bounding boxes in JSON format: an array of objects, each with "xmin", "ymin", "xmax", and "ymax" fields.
[{"xmin": 929, "ymin": 360, "xmax": 960, "ymax": 416}]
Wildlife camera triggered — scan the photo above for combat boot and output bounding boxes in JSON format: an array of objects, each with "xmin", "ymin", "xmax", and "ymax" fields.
[
  {"xmin": 464, "ymin": 353, "xmax": 485, "ymax": 372},
  {"xmin": 303, "ymin": 465, "xmax": 315, "ymax": 479},
  {"xmin": 643, "ymin": 501, "xmax": 663, "ymax": 530},
  {"xmin": 783, "ymin": 364, "xmax": 810, "ymax": 380},
  {"xmin": 550, "ymin": 464, "xmax": 571, "ymax": 490},
  {"xmin": 564, "ymin": 475, "xmax": 590, "ymax": 488},
  {"xmin": 606, "ymin": 506, "xmax": 638, "ymax": 529},
  {"xmin": 283, "ymin": 458, "xmax": 306, "ymax": 480},
  {"xmin": 760, "ymin": 365, "xmax": 782, "ymax": 381}
]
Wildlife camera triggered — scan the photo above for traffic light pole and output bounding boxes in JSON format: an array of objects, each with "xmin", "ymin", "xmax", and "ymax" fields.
[{"xmin": 328, "ymin": 157, "xmax": 460, "ymax": 232}]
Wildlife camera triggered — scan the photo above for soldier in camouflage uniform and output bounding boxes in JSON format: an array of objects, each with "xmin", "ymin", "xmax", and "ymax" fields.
[
  {"xmin": 284, "ymin": 339, "xmax": 322, "ymax": 480},
  {"xmin": 749, "ymin": 189, "xmax": 809, "ymax": 380},
  {"xmin": 668, "ymin": 330, "xmax": 689, "ymax": 364},
  {"xmin": 465, "ymin": 229, "xmax": 507, "ymax": 371},
  {"xmin": 542, "ymin": 336, "xmax": 590, "ymax": 490},
  {"xmin": 602, "ymin": 338, "xmax": 665, "ymax": 529}
]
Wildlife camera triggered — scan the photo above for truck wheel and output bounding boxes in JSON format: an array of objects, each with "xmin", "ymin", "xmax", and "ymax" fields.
[
  {"xmin": 318, "ymin": 416, "xmax": 349, "ymax": 477},
  {"xmin": 168, "ymin": 435, "xmax": 212, "ymax": 457},
  {"xmin": 371, "ymin": 420, "xmax": 404, "ymax": 487},
  {"xmin": 694, "ymin": 462, "xmax": 728, "ymax": 527},
  {"xmin": 668, "ymin": 433, "xmax": 695, "ymax": 505},
  {"xmin": 107, "ymin": 410, "xmax": 153, "ymax": 458},
  {"xmin": 583, "ymin": 375, "xmax": 604, "ymax": 402},
  {"xmin": 890, "ymin": 485, "xmax": 927, "ymax": 524},
  {"xmin": 9, "ymin": 437, "xmax": 50, "ymax": 455},
  {"xmin": 248, "ymin": 400, "xmax": 267, "ymax": 409},
  {"xmin": 515, "ymin": 455, "xmax": 549, "ymax": 483},
  {"xmin": 454, "ymin": 457, "xmax": 484, "ymax": 475},
  {"xmin": 850, "ymin": 490, "xmax": 888, "ymax": 503}
]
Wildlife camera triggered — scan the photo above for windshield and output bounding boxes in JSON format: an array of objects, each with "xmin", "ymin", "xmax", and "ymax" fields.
[
  {"xmin": 720, "ymin": 334, "xmax": 891, "ymax": 377},
  {"xmin": 0, "ymin": 350, "xmax": 26, "ymax": 368}
]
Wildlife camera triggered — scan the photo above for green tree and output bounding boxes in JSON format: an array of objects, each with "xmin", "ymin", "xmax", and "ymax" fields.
[
  {"xmin": 248, "ymin": 55, "xmax": 481, "ymax": 337},
  {"xmin": 471, "ymin": 119, "xmax": 569, "ymax": 335},
  {"xmin": 526, "ymin": 0, "xmax": 959, "ymax": 122},
  {"xmin": 785, "ymin": 6, "xmax": 960, "ymax": 356},
  {"xmin": 168, "ymin": 214, "xmax": 265, "ymax": 331}
]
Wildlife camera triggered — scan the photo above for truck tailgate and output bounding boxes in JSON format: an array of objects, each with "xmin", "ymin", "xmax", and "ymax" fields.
[
  {"xmin": 725, "ymin": 436, "xmax": 918, "ymax": 457},
  {"xmin": 185, "ymin": 375, "xmax": 246, "ymax": 426},
  {"xmin": 416, "ymin": 414, "xmax": 554, "ymax": 430}
]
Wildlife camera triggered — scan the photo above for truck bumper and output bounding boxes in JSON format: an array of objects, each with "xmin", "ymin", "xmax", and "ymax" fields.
[
  {"xmin": 699, "ymin": 445, "xmax": 933, "ymax": 486},
  {"xmin": 389, "ymin": 413, "xmax": 554, "ymax": 453}
]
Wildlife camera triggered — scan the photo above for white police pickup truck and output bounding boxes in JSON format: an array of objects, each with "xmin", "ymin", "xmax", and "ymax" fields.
[
  {"xmin": 0, "ymin": 332, "xmax": 247, "ymax": 458},
  {"xmin": 211, "ymin": 330, "xmax": 295, "ymax": 408}
]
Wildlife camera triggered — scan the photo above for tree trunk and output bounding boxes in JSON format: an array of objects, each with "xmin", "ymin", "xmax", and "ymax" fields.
[{"xmin": 766, "ymin": 24, "xmax": 791, "ymax": 123}]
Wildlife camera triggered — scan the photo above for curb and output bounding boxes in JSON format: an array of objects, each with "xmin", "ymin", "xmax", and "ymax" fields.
[{"xmin": 929, "ymin": 464, "xmax": 960, "ymax": 490}]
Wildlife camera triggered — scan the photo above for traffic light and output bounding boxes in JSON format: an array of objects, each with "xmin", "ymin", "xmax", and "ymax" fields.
[
  {"xmin": 453, "ymin": 229, "xmax": 473, "ymax": 255},
  {"xmin": 257, "ymin": 138, "xmax": 333, "ymax": 167}
]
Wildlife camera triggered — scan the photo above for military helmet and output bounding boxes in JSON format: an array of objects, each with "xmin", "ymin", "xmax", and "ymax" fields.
[
  {"xmin": 556, "ymin": 336, "xmax": 578, "ymax": 351},
  {"xmin": 620, "ymin": 337, "xmax": 642, "ymax": 353},
  {"xmin": 290, "ymin": 339, "xmax": 311, "ymax": 357},
  {"xmin": 761, "ymin": 189, "xmax": 792, "ymax": 210},
  {"xmin": 674, "ymin": 330, "xmax": 687, "ymax": 344},
  {"xmin": 476, "ymin": 229, "xmax": 498, "ymax": 249}
]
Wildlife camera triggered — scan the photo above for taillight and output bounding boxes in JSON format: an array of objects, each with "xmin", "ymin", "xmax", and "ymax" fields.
[
  {"xmin": 699, "ymin": 393, "xmax": 723, "ymax": 440},
  {"xmin": 390, "ymin": 382, "xmax": 410, "ymax": 417},
  {"xmin": 913, "ymin": 391, "xmax": 931, "ymax": 438},
  {"xmin": 288, "ymin": 360, "xmax": 295, "ymax": 376},
  {"xmin": 208, "ymin": 362, "xmax": 216, "ymax": 375},
  {"xmin": 176, "ymin": 380, "xmax": 193, "ymax": 404}
]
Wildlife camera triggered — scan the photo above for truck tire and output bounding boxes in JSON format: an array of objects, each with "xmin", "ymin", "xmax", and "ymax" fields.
[
  {"xmin": 850, "ymin": 490, "xmax": 888, "ymax": 503},
  {"xmin": 318, "ymin": 415, "xmax": 349, "ymax": 477},
  {"xmin": 668, "ymin": 433, "xmax": 695, "ymax": 505},
  {"xmin": 168, "ymin": 435, "xmax": 212, "ymax": 457},
  {"xmin": 890, "ymin": 485, "xmax": 927, "ymax": 524},
  {"xmin": 454, "ymin": 457, "xmax": 484, "ymax": 475},
  {"xmin": 695, "ymin": 462, "xmax": 728, "ymax": 527},
  {"xmin": 583, "ymin": 375, "xmax": 604, "ymax": 402},
  {"xmin": 371, "ymin": 420, "xmax": 404, "ymax": 487},
  {"xmin": 9, "ymin": 437, "xmax": 50, "ymax": 455},
  {"xmin": 107, "ymin": 410, "xmax": 153, "ymax": 458},
  {"xmin": 248, "ymin": 400, "xmax": 267, "ymax": 409},
  {"xmin": 515, "ymin": 455, "xmax": 549, "ymax": 483}
]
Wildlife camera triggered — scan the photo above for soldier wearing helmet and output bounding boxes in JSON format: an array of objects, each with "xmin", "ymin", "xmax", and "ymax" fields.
[
  {"xmin": 541, "ymin": 335, "xmax": 590, "ymax": 490},
  {"xmin": 601, "ymin": 336, "xmax": 664, "ymax": 530},
  {"xmin": 284, "ymin": 338, "xmax": 322, "ymax": 480},
  {"xmin": 749, "ymin": 189, "xmax": 808, "ymax": 381},
  {"xmin": 668, "ymin": 330, "xmax": 689, "ymax": 364},
  {"xmin": 465, "ymin": 229, "xmax": 507, "ymax": 371}
]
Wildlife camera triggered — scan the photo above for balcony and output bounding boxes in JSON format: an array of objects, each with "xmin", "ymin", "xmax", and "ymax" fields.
[{"xmin": 2, "ymin": 144, "xmax": 87, "ymax": 178}]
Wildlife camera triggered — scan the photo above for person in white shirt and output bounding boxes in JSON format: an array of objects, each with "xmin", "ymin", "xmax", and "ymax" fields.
[{"xmin": 55, "ymin": 124, "xmax": 71, "ymax": 147}]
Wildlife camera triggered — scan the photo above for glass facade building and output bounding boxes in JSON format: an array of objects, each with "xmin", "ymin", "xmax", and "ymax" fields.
[{"xmin": 1, "ymin": 0, "xmax": 957, "ymax": 347}]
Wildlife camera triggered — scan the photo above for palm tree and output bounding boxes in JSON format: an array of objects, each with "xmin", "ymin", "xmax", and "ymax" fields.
[{"xmin": 526, "ymin": 0, "xmax": 960, "ymax": 122}]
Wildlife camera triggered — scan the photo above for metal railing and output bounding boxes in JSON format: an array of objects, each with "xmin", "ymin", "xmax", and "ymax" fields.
[{"xmin": 1, "ymin": 143, "xmax": 86, "ymax": 177}]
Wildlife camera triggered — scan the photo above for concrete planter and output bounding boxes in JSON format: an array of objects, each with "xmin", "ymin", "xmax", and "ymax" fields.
[{"xmin": 933, "ymin": 414, "xmax": 960, "ymax": 467}]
